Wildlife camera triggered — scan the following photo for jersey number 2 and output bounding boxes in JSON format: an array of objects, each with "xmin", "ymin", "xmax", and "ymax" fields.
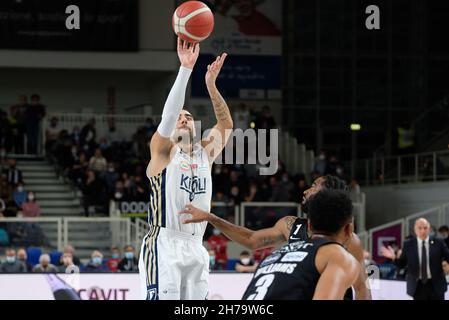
[{"xmin": 246, "ymin": 274, "xmax": 275, "ymax": 300}]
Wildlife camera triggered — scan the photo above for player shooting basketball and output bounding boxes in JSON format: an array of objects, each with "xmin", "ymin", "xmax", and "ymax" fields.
[{"xmin": 138, "ymin": 37, "xmax": 233, "ymax": 300}]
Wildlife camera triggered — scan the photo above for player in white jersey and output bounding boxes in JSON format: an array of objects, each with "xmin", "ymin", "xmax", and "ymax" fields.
[{"xmin": 138, "ymin": 38, "xmax": 233, "ymax": 300}]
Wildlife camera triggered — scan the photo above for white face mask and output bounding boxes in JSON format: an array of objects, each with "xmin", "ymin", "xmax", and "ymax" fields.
[
  {"xmin": 241, "ymin": 258, "xmax": 250, "ymax": 265},
  {"xmin": 213, "ymin": 229, "xmax": 221, "ymax": 236},
  {"xmin": 319, "ymin": 154, "xmax": 325, "ymax": 160},
  {"xmin": 28, "ymin": 195, "xmax": 35, "ymax": 202},
  {"xmin": 17, "ymin": 186, "xmax": 24, "ymax": 192},
  {"xmin": 115, "ymin": 192, "xmax": 123, "ymax": 199}
]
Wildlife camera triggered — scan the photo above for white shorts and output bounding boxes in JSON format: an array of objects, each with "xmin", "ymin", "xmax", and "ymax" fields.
[{"xmin": 138, "ymin": 226, "xmax": 209, "ymax": 300}]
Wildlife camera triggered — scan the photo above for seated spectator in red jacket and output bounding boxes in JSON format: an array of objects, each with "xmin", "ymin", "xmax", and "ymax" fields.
[
  {"xmin": 207, "ymin": 229, "xmax": 228, "ymax": 270},
  {"xmin": 106, "ymin": 246, "xmax": 121, "ymax": 273}
]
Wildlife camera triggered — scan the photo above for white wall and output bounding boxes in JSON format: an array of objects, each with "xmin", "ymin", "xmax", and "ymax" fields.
[{"xmin": 364, "ymin": 181, "xmax": 449, "ymax": 229}]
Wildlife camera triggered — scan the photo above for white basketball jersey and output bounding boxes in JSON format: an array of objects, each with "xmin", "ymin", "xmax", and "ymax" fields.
[{"xmin": 147, "ymin": 145, "xmax": 211, "ymax": 237}]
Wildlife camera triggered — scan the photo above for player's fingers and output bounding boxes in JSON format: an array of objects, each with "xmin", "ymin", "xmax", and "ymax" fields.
[
  {"xmin": 177, "ymin": 37, "xmax": 182, "ymax": 50},
  {"xmin": 183, "ymin": 39, "xmax": 188, "ymax": 50},
  {"xmin": 194, "ymin": 43, "xmax": 200, "ymax": 54},
  {"xmin": 220, "ymin": 53, "xmax": 228, "ymax": 64},
  {"xmin": 182, "ymin": 219, "xmax": 195, "ymax": 224}
]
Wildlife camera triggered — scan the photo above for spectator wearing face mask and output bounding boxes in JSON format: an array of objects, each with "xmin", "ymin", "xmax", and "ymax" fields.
[
  {"xmin": 16, "ymin": 248, "xmax": 33, "ymax": 272},
  {"xmin": 57, "ymin": 252, "xmax": 77, "ymax": 273},
  {"xmin": 235, "ymin": 251, "xmax": 258, "ymax": 273},
  {"xmin": 33, "ymin": 253, "xmax": 58, "ymax": 273},
  {"xmin": 45, "ymin": 117, "xmax": 60, "ymax": 157},
  {"xmin": 208, "ymin": 249, "xmax": 217, "ymax": 270},
  {"xmin": 0, "ymin": 248, "xmax": 27, "ymax": 273},
  {"xmin": 118, "ymin": 245, "xmax": 138, "ymax": 272},
  {"xmin": 107, "ymin": 246, "xmax": 121, "ymax": 273},
  {"xmin": 21, "ymin": 191, "xmax": 42, "ymax": 217},
  {"xmin": 61, "ymin": 245, "xmax": 81, "ymax": 267},
  {"xmin": 207, "ymin": 229, "xmax": 228, "ymax": 270},
  {"xmin": 83, "ymin": 250, "xmax": 108, "ymax": 273},
  {"xmin": 12, "ymin": 182, "xmax": 27, "ymax": 207}
]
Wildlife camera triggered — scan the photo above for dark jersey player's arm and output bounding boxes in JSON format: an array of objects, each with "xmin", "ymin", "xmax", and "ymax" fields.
[
  {"xmin": 346, "ymin": 234, "xmax": 372, "ymax": 300},
  {"xmin": 180, "ymin": 205, "xmax": 297, "ymax": 249}
]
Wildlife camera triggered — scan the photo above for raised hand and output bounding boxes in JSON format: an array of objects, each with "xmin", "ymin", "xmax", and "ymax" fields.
[
  {"xmin": 177, "ymin": 37, "xmax": 200, "ymax": 70},
  {"xmin": 205, "ymin": 53, "xmax": 228, "ymax": 87},
  {"xmin": 380, "ymin": 245, "xmax": 396, "ymax": 260}
]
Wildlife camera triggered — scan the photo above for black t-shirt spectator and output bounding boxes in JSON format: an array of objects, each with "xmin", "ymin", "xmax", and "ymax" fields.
[{"xmin": 118, "ymin": 257, "xmax": 138, "ymax": 272}]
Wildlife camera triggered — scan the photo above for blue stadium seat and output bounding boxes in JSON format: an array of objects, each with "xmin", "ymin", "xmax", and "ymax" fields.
[
  {"xmin": 26, "ymin": 247, "xmax": 42, "ymax": 266},
  {"xmin": 49, "ymin": 251, "xmax": 63, "ymax": 265},
  {"xmin": 0, "ymin": 229, "xmax": 9, "ymax": 246}
]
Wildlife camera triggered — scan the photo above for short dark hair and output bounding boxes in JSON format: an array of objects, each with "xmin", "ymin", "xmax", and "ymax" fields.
[
  {"xmin": 438, "ymin": 225, "xmax": 449, "ymax": 233},
  {"xmin": 308, "ymin": 190, "xmax": 353, "ymax": 235},
  {"xmin": 31, "ymin": 94, "xmax": 40, "ymax": 100},
  {"xmin": 322, "ymin": 175, "xmax": 348, "ymax": 191},
  {"xmin": 240, "ymin": 251, "xmax": 250, "ymax": 256}
]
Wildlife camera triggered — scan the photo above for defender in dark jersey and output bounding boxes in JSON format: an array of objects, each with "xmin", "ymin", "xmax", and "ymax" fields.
[
  {"xmin": 180, "ymin": 175, "xmax": 371, "ymax": 299},
  {"xmin": 242, "ymin": 190, "xmax": 359, "ymax": 300}
]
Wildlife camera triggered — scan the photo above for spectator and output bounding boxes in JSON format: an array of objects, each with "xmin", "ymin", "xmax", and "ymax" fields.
[
  {"xmin": 79, "ymin": 118, "xmax": 97, "ymax": 153},
  {"xmin": 104, "ymin": 163, "xmax": 119, "ymax": 194},
  {"xmin": 9, "ymin": 95, "xmax": 28, "ymax": 154},
  {"xmin": 0, "ymin": 248, "xmax": 26, "ymax": 273},
  {"xmin": 12, "ymin": 182, "xmax": 27, "ymax": 207},
  {"xmin": 21, "ymin": 191, "xmax": 42, "ymax": 217},
  {"xmin": 326, "ymin": 156, "xmax": 339, "ymax": 176},
  {"xmin": 144, "ymin": 117, "xmax": 157, "ymax": 139},
  {"xmin": 118, "ymin": 245, "xmax": 138, "ymax": 272},
  {"xmin": 83, "ymin": 250, "xmax": 108, "ymax": 273},
  {"xmin": 235, "ymin": 251, "xmax": 258, "ymax": 273},
  {"xmin": 81, "ymin": 170, "xmax": 105, "ymax": 217},
  {"xmin": 45, "ymin": 117, "xmax": 60, "ymax": 157},
  {"xmin": 88, "ymin": 148, "xmax": 107, "ymax": 173},
  {"xmin": 62, "ymin": 245, "xmax": 81, "ymax": 267},
  {"xmin": 314, "ymin": 151, "xmax": 327, "ymax": 176},
  {"xmin": 253, "ymin": 247, "xmax": 273, "ymax": 264},
  {"xmin": 244, "ymin": 182, "xmax": 263, "ymax": 202},
  {"xmin": 33, "ymin": 254, "xmax": 58, "ymax": 273},
  {"xmin": 69, "ymin": 152, "xmax": 89, "ymax": 187},
  {"xmin": 16, "ymin": 248, "xmax": 33, "ymax": 272},
  {"xmin": 0, "ymin": 197, "xmax": 5, "ymax": 218},
  {"xmin": 132, "ymin": 175, "xmax": 147, "ymax": 202},
  {"xmin": 112, "ymin": 180, "xmax": 129, "ymax": 202},
  {"xmin": 106, "ymin": 246, "xmax": 121, "ymax": 273},
  {"xmin": 438, "ymin": 226, "xmax": 449, "ymax": 248},
  {"xmin": 208, "ymin": 249, "xmax": 216, "ymax": 270},
  {"xmin": 3, "ymin": 158, "xmax": 23, "ymax": 186},
  {"xmin": 70, "ymin": 126, "xmax": 81, "ymax": 146},
  {"xmin": 23, "ymin": 94, "xmax": 46, "ymax": 154},
  {"xmin": 292, "ymin": 178, "xmax": 308, "ymax": 203},
  {"xmin": 207, "ymin": 229, "xmax": 228, "ymax": 270},
  {"xmin": 57, "ymin": 252, "xmax": 77, "ymax": 273}
]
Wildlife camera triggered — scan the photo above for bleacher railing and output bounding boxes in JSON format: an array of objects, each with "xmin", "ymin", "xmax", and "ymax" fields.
[{"xmin": 352, "ymin": 149, "xmax": 449, "ymax": 186}]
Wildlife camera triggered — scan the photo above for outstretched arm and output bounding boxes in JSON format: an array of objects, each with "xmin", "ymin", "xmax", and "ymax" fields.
[
  {"xmin": 179, "ymin": 204, "xmax": 295, "ymax": 249},
  {"xmin": 346, "ymin": 233, "xmax": 372, "ymax": 300},
  {"xmin": 201, "ymin": 54, "xmax": 234, "ymax": 162},
  {"xmin": 147, "ymin": 38, "xmax": 200, "ymax": 177}
]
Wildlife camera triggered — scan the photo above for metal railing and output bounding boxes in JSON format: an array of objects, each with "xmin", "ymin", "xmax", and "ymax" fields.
[{"xmin": 352, "ymin": 149, "xmax": 449, "ymax": 186}]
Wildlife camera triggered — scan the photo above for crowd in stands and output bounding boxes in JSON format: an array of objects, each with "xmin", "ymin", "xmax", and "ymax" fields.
[{"xmin": 0, "ymin": 244, "xmax": 139, "ymax": 274}]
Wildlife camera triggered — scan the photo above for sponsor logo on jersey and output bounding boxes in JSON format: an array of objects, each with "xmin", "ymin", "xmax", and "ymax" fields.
[
  {"xmin": 180, "ymin": 161, "xmax": 190, "ymax": 172},
  {"xmin": 259, "ymin": 253, "xmax": 282, "ymax": 267},
  {"xmin": 281, "ymin": 251, "xmax": 308, "ymax": 263},
  {"xmin": 180, "ymin": 174, "xmax": 207, "ymax": 201}
]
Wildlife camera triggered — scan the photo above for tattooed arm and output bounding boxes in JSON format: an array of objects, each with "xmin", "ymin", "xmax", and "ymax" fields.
[
  {"xmin": 201, "ymin": 53, "xmax": 234, "ymax": 162},
  {"xmin": 179, "ymin": 204, "xmax": 297, "ymax": 250}
]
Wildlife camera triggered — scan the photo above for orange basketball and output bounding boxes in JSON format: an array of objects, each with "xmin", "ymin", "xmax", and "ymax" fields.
[{"xmin": 172, "ymin": 1, "xmax": 215, "ymax": 43}]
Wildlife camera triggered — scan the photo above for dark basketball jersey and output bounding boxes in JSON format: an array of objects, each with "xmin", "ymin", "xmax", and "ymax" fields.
[
  {"xmin": 288, "ymin": 217, "xmax": 354, "ymax": 300},
  {"xmin": 242, "ymin": 237, "xmax": 341, "ymax": 300},
  {"xmin": 288, "ymin": 217, "xmax": 309, "ymax": 244}
]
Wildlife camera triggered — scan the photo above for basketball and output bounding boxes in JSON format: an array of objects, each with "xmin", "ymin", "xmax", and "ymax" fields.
[{"xmin": 172, "ymin": 1, "xmax": 214, "ymax": 43}]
